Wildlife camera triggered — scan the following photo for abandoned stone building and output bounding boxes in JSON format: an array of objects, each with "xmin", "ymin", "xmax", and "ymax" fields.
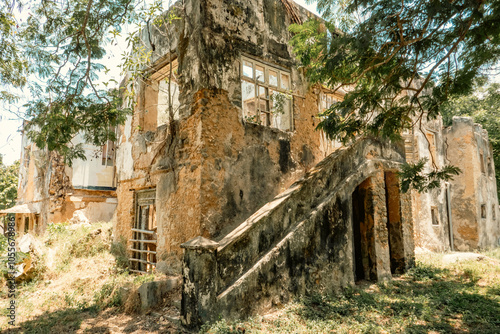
[
  {"xmin": 109, "ymin": 0, "xmax": 499, "ymax": 325},
  {"xmin": 2, "ymin": 0, "xmax": 498, "ymax": 326},
  {"xmin": 405, "ymin": 116, "xmax": 500, "ymax": 252},
  {"xmin": 0, "ymin": 125, "xmax": 117, "ymax": 234}
]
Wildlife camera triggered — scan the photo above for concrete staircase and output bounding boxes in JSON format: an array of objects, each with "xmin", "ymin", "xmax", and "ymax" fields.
[{"xmin": 180, "ymin": 138, "xmax": 414, "ymax": 328}]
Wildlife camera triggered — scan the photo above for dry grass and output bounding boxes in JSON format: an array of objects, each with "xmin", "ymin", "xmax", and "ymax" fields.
[
  {"xmin": 0, "ymin": 222, "xmax": 183, "ymax": 333},
  {"xmin": 2, "ymin": 223, "xmax": 499, "ymax": 334}
]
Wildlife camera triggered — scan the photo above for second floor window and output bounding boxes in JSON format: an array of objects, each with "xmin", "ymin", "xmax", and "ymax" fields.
[
  {"xmin": 241, "ymin": 57, "xmax": 292, "ymax": 131},
  {"xmin": 152, "ymin": 59, "xmax": 180, "ymax": 127}
]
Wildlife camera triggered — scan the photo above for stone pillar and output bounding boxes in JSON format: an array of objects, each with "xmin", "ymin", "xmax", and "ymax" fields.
[
  {"xmin": 371, "ymin": 170, "xmax": 392, "ymax": 281},
  {"xmin": 400, "ymin": 190, "xmax": 415, "ymax": 270},
  {"xmin": 180, "ymin": 236, "xmax": 219, "ymax": 329}
]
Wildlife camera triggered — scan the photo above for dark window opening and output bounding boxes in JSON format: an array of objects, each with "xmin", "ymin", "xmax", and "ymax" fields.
[
  {"xmin": 101, "ymin": 127, "xmax": 116, "ymax": 167},
  {"xmin": 481, "ymin": 204, "xmax": 487, "ymax": 219},
  {"xmin": 431, "ymin": 207, "xmax": 439, "ymax": 225},
  {"xmin": 480, "ymin": 153, "xmax": 485, "ymax": 174}
]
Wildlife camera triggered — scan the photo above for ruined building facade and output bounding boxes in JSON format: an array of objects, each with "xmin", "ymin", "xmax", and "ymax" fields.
[
  {"xmin": 113, "ymin": 0, "xmax": 499, "ymax": 278},
  {"xmin": 405, "ymin": 116, "xmax": 500, "ymax": 252},
  {"xmin": 1, "ymin": 127, "xmax": 117, "ymax": 234},
  {"xmin": 4, "ymin": 0, "xmax": 498, "ymax": 323}
]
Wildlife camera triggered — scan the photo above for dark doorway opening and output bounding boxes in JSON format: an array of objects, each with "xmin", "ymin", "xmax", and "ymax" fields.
[{"xmin": 351, "ymin": 178, "xmax": 377, "ymax": 281}]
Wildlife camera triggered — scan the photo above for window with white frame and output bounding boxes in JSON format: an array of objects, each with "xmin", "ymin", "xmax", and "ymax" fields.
[
  {"xmin": 320, "ymin": 92, "xmax": 338, "ymax": 111},
  {"xmin": 319, "ymin": 91, "xmax": 341, "ymax": 154},
  {"xmin": 241, "ymin": 57, "xmax": 292, "ymax": 131},
  {"xmin": 151, "ymin": 59, "xmax": 180, "ymax": 127}
]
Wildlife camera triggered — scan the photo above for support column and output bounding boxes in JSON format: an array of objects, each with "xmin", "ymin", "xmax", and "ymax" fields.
[
  {"xmin": 371, "ymin": 170, "xmax": 392, "ymax": 281},
  {"xmin": 180, "ymin": 236, "xmax": 219, "ymax": 329}
]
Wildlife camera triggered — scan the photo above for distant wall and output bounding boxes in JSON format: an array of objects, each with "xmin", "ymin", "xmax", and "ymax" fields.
[{"xmin": 446, "ymin": 117, "xmax": 500, "ymax": 250}]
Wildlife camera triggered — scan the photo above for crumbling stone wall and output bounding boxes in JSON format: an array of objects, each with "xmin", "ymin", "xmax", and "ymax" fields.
[
  {"xmin": 114, "ymin": 0, "xmax": 338, "ymax": 270},
  {"xmin": 180, "ymin": 138, "xmax": 414, "ymax": 327},
  {"xmin": 445, "ymin": 117, "xmax": 500, "ymax": 250},
  {"xmin": 48, "ymin": 152, "xmax": 73, "ymax": 222},
  {"xmin": 405, "ymin": 118, "xmax": 452, "ymax": 251}
]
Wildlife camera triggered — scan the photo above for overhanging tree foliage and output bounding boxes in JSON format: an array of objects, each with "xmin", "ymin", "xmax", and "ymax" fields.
[
  {"xmin": 290, "ymin": 0, "xmax": 500, "ymax": 191},
  {"xmin": 1, "ymin": 0, "xmax": 135, "ymax": 164},
  {"xmin": 0, "ymin": 157, "xmax": 20, "ymax": 210}
]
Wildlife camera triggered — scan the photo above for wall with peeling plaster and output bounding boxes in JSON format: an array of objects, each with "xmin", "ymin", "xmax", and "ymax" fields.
[
  {"xmin": 14, "ymin": 129, "xmax": 117, "ymax": 234},
  {"xmin": 180, "ymin": 138, "xmax": 415, "ymax": 327},
  {"xmin": 445, "ymin": 117, "xmax": 500, "ymax": 250},
  {"xmin": 405, "ymin": 117, "xmax": 453, "ymax": 251},
  {"xmin": 408, "ymin": 116, "xmax": 500, "ymax": 251},
  {"xmin": 113, "ymin": 0, "xmax": 337, "ymax": 271}
]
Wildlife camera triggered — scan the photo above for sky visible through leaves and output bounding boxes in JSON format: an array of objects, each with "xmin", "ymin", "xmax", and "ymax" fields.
[{"xmin": 0, "ymin": 0, "xmax": 497, "ymax": 166}]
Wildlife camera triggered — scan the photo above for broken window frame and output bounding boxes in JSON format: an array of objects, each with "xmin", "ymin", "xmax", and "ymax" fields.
[
  {"xmin": 151, "ymin": 58, "xmax": 180, "ymax": 127},
  {"xmin": 318, "ymin": 90, "xmax": 342, "ymax": 152},
  {"xmin": 130, "ymin": 189, "xmax": 157, "ymax": 274},
  {"xmin": 241, "ymin": 56, "xmax": 292, "ymax": 130}
]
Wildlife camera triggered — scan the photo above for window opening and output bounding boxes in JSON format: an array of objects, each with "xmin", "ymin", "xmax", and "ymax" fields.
[
  {"xmin": 23, "ymin": 146, "xmax": 31, "ymax": 169},
  {"xmin": 319, "ymin": 91, "xmax": 341, "ymax": 154},
  {"xmin": 480, "ymin": 153, "xmax": 485, "ymax": 174},
  {"xmin": 152, "ymin": 59, "xmax": 180, "ymax": 127},
  {"xmin": 24, "ymin": 216, "xmax": 29, "ymax": 233},
  {"xmin": 101, "ymin": 127, "xmax": 116, "ymax": 167},
  {"xmin": 431, "ymin": 207, "xmax": 439, "ymax": 225},
  {"xmin": 241, "ymin": 57, "xmax": 292, "ymax": 131}
]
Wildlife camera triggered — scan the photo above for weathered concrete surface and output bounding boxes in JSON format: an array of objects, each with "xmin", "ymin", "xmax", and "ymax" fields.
[
  {"xmin": 180, "ymin": 138, "xmax": 414, "ymax": 327},
  {"xmin": 114, "ymin": 0, "xmax": 340, "ymax": 267},
  {"xmin": 137, "ymin": 278, "xmax": 180, "ymax": 311},
  {"xmin": 404, "ymin": 117, "xmax": 452, "ymax": 252},
  {"xmin": 445, "ymin": 117, "xmax": 500, "ymax": 250}
]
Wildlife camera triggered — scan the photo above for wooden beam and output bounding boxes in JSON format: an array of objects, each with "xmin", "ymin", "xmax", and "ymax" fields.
[
  {"xmin": 129, "ymin": 239, "xmax": 157, "ymax": 244},
  {"xmin": 131, "ymin": 228, "xmax": 155, "ymax": 234}
]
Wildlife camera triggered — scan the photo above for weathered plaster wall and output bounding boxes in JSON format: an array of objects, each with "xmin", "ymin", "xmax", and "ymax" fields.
[
  {"xmin": 180, "ymin": 138, "xmax": 414, "ymax": 327},
  {"xmin": 70, "ymin": 133, "xmax": 115, "ymax": 189},
  {"xmin": 16, "ymin": 128, "xmax": 117, "ymax": 233},
  {"xmin": 446, "ymin": 117, "xmax": 500, "ymax": 250},
  {"xmin": 406, "ymin": 118, "xmax": 452, "ymax": 251},
  {"xmin": 114, "ymin": 0, "xmax": 337, "ymax": 267}
]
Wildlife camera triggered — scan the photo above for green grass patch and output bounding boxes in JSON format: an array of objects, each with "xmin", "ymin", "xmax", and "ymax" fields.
[{"xmin": 201, "ymin": 250, "xmax": 500, "ymax": 334}]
